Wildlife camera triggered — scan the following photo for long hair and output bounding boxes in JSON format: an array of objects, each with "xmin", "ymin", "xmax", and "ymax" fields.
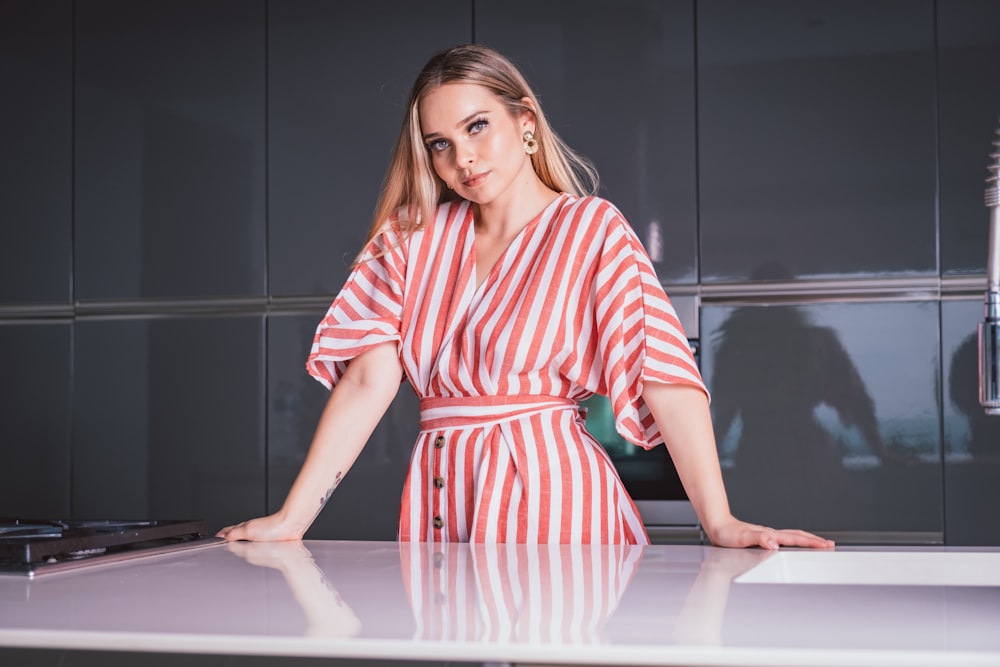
[{"xmin": 359, "ymin": 44, "xmax": 599, "ymax": 258}]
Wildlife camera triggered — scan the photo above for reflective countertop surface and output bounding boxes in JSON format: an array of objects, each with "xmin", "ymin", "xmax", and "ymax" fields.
[{"xmin": 1, "ymin": 541, "xmax": 998, "ymax": 666}]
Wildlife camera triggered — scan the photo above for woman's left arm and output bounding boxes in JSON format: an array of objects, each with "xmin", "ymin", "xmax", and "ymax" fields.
[{"xmin": 641, "ymin": 381, "xmax": 835, "ymax": 550}]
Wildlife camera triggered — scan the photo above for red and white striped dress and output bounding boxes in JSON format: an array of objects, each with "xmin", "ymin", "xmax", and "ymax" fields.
[{"xmin": 306, "ymin": 194, "xmax": 706, "ymax": 544}]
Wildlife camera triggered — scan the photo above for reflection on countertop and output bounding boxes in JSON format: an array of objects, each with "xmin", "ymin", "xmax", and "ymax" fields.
[{"xmin": 1, "ymin": 541, "xmax": 998, "ymax": 666}]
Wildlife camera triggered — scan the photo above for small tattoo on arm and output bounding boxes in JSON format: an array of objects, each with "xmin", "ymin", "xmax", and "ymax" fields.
[{"xmin": 319, "ymin": 472, "xmax": 344, "ymax": 509}]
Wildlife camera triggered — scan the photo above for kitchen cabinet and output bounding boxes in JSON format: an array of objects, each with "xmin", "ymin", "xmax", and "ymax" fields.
[
  {"xmin": 938, "ymin": 0, "xmax": 1000, "ymax": 275},
  {"xmin": 0, "ymin": 0, "xmax": 73, "ymax": 305},
  {"xmin": 697, "ymin": 0, "xmax": 937, "ymax": 282},
  {"xmin": 942, "ymin": 299, "xmax": 1000, "ymax": 545},
  {"xmin": 701, "ymin": 299, "xmax": 943, "ymax": 540},
  {"xmin": 73, "ymin": 0, "xmax": 267, "ymax": 299},
  {"xmin": 0, "ymin": 324, "xmax": 72, "ymax": 518},
  {"xmin": 72, "ymin": 317, "xmax": 266, "ymax": 531}
]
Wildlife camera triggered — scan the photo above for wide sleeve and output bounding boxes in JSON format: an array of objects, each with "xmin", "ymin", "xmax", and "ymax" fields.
[
  {"xmin": 305, "ymin": 228, "xmax": 407, "ymax": 390},
  {"xmin": 593, "ymin": 210, "xmax": 707, "ymax": 450}
]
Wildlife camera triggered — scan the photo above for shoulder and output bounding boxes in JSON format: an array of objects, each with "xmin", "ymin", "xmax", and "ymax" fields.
[
  {"xmin": 374, "ymin": 200, "xmax": 470, "ymax": 249},
  {"xmin": 554, "ymin": 194, "xmax": 635, "ymax": 240}
]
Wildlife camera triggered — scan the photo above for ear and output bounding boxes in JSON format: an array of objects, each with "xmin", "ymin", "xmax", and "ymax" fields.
[{"xmin": 518, "ymin": 97, "xmax": 537, "ymax": 133}]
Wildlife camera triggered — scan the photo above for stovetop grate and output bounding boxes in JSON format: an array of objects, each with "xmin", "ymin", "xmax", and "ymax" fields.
[{"xmin": 0, "ymin": 518, "xmax": 210, "ymax": 565}]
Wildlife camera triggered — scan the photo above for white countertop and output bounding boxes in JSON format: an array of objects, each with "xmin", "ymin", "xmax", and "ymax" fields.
[{"xmin": 1, "ymin": 540, "xmax": 998, "ymax": 667}]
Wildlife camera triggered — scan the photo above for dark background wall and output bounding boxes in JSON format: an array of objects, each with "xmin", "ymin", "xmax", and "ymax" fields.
[{"xmin": 1, "ymin": 0, "xmax": 998, "ymax": 545}]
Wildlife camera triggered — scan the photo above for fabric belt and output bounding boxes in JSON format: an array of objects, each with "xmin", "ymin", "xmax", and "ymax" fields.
[{"xmin": 419, "ymin": 395, "xmax": 579, "ymax": 433}]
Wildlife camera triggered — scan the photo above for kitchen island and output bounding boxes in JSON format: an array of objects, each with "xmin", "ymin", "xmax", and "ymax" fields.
[{"xmin": 1, "ymin": 540, "xmax": 998, "ymax": 666}]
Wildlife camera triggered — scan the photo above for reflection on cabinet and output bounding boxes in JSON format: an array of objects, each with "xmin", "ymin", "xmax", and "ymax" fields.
[
  {"xmin": 942, "ymin": 300, "xmax": 1000, "ymax": 545},
  {"xmin": 701, "ymin": 300, "xmax": 942, "ymax": 538}
]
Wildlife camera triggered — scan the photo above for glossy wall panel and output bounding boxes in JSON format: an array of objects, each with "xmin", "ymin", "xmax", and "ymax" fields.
[
  {"xmin": 267, "ymin": 1, "xmax": 471, "ymax": 296},
  {"xmin": 937, "ymin": 0, "xmax": 1000, "ymax": 275},
  {"xmin": 942, "ymin": 300, "xmax": 1000, "ymax": 545},
  {"xmin": 73, "ymin": 317, "xmax": 265, "ymax": 531},
  {"xmin": 0, "ymin": 324, "xmax": 72, "ymax": 517},
  {"xmin": 73, "ymin": 1, "xmax": 266, "ymax": 299},
  {"xmin": 0, "ymin": 1, "xmax": 72, "ymax": 304},
  {"xmin": 267, "ymin": 313, "xmax": 417, "ymax": 539},
  {"xmin": 701, "ymin": 300, "xmax": 942, "ymax": 536},
  {"xmin": 698, "ymin": 0, "xmax": 937, "ymax": 282},
  {"xmin": 475, "ymin": 0, "xmax": 698, "ymax": 283}
]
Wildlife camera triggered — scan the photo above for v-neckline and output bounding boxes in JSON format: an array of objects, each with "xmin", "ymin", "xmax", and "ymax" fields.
[{"xmin": 469, "ymin": 193, "xmax": 566, "ymax": 294}]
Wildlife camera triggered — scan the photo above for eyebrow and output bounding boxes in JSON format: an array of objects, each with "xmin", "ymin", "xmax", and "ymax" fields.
[{"xmin": 422, "ymin": 110, "xmax": 490, "ymax": 141}]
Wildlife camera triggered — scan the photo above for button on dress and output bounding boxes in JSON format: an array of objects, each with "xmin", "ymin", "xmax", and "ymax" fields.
[{"xmin": 306, "ymin": 194, "xmax": 706, "ymax": 544}]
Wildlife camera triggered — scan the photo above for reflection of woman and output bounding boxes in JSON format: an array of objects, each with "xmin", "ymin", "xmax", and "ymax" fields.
[
  {"xmin": 219, "ymin": 44, "xmax": 832, "ymax": 550},
  {"xmin": 672, "ymin": 548, "xmax": 773, "ymax": 645},
  {"xmin": 225, "ymin": 541, "xmax": 361, "ymax": 638},
  {"xmin": 400, "ymin": 542, "xmax": 642, "ymax": 643},
  {"xmin": 710, "ymin": 303, "xmax": 884, "ymax": 527},
  {"xmin": 950, "ymin": 333, "xmax": 1000, "ymax": 458}
]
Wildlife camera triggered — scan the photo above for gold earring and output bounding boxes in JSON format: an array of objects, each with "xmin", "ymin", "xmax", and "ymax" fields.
[{"xmin": 523, "ymin": 130, "xmax": 539, "ymax": 155}]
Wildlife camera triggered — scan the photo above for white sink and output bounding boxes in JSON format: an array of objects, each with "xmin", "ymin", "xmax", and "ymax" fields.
[{"xmin": 734, "ymin": 550, "xmax": 1000, "ymax": 587}]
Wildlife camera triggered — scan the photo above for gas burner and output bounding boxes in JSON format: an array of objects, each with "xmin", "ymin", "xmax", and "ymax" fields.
[{"xmin": 0, "ymin": 518, "xmax": 221, "ymax": 578}]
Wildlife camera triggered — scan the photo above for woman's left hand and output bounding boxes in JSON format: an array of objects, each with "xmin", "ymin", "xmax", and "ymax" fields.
[{"xmin": 706, "ymin": 516, "xmax": 835, "ymax": 550}]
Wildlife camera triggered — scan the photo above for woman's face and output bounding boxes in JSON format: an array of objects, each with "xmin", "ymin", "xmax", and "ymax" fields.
[{"xmin": 418, "ymin": 82, "xmax": 534, "ymax": 207}]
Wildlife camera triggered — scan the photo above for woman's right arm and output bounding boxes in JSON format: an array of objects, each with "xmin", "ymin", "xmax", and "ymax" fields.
[{"xmin": 217, "ymin": 342, "xmax": 404, "ymax": 541}]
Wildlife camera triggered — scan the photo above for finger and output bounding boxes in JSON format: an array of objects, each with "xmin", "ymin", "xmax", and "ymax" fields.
[
  {"xmin": 775, "ymin": 529, "xmax": 835, "ymax": 549},
  {"xmin": 757, "ymin": 531, "xmax": 780, "ymax": 550},
  {"xmin": 220, "ymin": 523, "xmax": 249, "ymax": 542}
]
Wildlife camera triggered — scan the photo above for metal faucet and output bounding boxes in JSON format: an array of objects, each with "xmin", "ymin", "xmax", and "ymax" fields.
[{"xmin": 980, "ymin": 118, "xmax": 1000, "ymax": 415}]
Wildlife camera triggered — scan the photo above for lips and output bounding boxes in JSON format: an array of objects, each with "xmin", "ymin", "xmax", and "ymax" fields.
[{"xmin": 462, "ymin": 171, "xmax": 489, "ymax": 188}]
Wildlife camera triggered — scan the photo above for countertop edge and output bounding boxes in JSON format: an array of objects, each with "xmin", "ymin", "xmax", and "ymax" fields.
[{"xmin": 2, "ymin": 629, "xmax": 999, "ymax": 667}]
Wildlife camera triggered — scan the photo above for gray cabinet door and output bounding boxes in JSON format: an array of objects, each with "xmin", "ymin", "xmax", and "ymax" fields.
[{"xmin": 698, "ymin": 0, "xmax": 937, "ymax": 282}]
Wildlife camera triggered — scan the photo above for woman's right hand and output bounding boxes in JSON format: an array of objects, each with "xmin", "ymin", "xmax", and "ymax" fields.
[{"xmin": 216, "ymin": 512, "xmax": 306, "ymax": 542}]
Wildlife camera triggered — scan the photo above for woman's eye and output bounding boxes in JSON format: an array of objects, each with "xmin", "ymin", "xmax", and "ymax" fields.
[
  {"xmin": 427, "ymin": 139, "xmax": 449, "ymax": 153},
  {"xmin": 469, "ymin": 119, "xmax": 488, "ymax": 134}
]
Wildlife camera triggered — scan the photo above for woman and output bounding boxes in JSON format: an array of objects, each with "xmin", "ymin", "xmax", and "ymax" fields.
[{"xmin": 219, "ymin": 44, "xmax": 833, "ymax": 549}]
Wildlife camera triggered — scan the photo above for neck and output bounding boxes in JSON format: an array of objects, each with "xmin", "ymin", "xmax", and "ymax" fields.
[{"xmin": 473, "ymin": 176, "xmax": 559, "ymax": 239}]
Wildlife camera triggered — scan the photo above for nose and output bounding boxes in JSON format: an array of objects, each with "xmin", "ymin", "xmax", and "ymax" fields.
[{"xmin": 454, "ymin": 139, "xmax": 475, "ymax": 168}]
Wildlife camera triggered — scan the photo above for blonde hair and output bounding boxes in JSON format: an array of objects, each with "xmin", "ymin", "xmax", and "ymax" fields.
[{"xmin": 359, "ymin": 43, "xmax": 599, "ymax": 257}]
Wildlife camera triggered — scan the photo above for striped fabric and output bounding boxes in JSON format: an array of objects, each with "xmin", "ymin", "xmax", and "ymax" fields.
[
  {"xmin": 307, "ymin": 194, "xmax": 706, "ymax": 544},
  {"xmin": 399, "ymin": 541, "xmax": 644, "ymax": 643}
]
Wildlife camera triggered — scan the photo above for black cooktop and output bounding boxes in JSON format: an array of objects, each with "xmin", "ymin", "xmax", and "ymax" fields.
[{"xmin": 0, "ymin": 519, "xmax": 212, "ymax": 573}]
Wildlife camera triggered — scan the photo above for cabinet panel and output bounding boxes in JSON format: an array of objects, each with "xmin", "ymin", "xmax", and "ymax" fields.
[
  {"xmin": 268, "ymin": 313, "xmax": 417, "ymax": 539},
  {"xmin": 475, "ymin": 0, "xmax": 698, "ymax": 283},
  {"xmin": 0, "ymin": 1, "xmax": 72, "ymax": 304},
  {"xmin": 74, "ymin": 1, "xmax": 266, "ymax": 299},
  {"xmin": 701, "ymin": 300, "xmax": 941, "ymax": 537},
  {"xmin": 942, "ymin": 300, "xmax": 1000, "ymax": 545},
  {"xmin": 698, "ymin": 0, "xmax": 936, "ymax": 282},
  {"xmin": 937, "ymin": 0, "xmax": 1000, "ymax": 276},
  {"xmin": 268, "ymin": 0, "xmax": 471, "ymax": 296},
  {"xmin": 0, "ymin": 324, "xmax": 72, "ymax": 517},
  {"xmin": 73, "ymin": 317, "xmax": 265, "ymax": 531}
]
